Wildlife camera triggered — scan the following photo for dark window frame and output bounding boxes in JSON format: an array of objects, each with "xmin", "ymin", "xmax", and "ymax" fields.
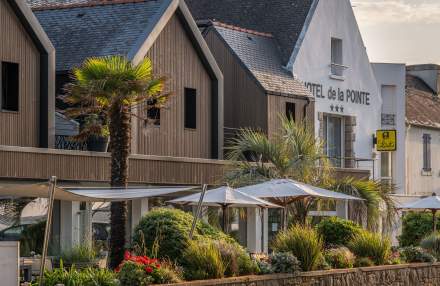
[
  {"xmin": 423, "ymin": 134, "xmax": 432, "ymax": 172},
  {"xmin": 1, "ymin": 61, "xmax": 20, "ymax": 112},
  {"xmin": 184, "ymin": 88, "xmax": 197, "ymax": 129},
  {"xmin": 286, "ymin": 102, "xmax": 296, "ymax": 122}
]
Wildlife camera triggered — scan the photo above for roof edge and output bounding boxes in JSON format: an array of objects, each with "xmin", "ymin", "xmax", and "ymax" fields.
[{"xmin": 286, "ymin": 0, "xmax": 319, "ymax": 69}]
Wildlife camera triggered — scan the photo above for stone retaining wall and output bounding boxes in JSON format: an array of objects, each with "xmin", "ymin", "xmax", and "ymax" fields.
[{"xmin": 164, "ymin": 263, "xmax": 440, "ymax": 286}]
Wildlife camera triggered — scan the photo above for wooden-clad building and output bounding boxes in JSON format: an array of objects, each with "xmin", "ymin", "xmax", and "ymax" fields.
[
  {"xmin": 0, "ymin": 0, "xmax": 55, "ymax": 148},
  {"xmin": 31, "ymin": 0, "xmax": 224, "ymax": 160}
]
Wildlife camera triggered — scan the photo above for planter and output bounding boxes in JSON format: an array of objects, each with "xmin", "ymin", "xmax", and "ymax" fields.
[{"xmin": 86, "ymin": 136, "xmax": 109, "ymax": 152}]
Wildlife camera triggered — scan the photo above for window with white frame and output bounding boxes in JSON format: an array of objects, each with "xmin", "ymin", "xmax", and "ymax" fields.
[
  {"xmin": 331, "ymin": 38, "xmax": 344, "ymax": 77},
  {"xmin": 423, "ymin": 134, "xmax": 432, "ymax": 172}
]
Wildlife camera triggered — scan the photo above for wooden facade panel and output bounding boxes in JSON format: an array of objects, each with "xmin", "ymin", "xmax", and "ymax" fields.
[
  {"xmin": 267, "ymin": 94, "xmax": 310, "ymax": 138},
  {"xmin": 204, "ymin": 29, "xmax": 267, "ymax": 132},
  {"xmin": 137, "ymin": 15, "xmax": 212, "ymax": 159},
  {"xmin": 0, "ymin": 1, "xmax": 40, "ymax": 147},
  {"xmin": 0, "ymin": 147, "xmax": 227, "ymax": 185}
]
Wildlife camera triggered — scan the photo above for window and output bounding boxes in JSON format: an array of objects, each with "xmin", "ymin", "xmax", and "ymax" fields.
[
  {"xmin": 1, "ymin": 62, "xmax": 19, "ymax": 111},
  {"xmin": 323, "ymin": 114, "xmax": 344, "ymax": 167},
  {"xmin": 146, "ymin": 99, "xmax": 160, "ymax": 126},
  {"xmin": 286, "ymin": 102, "xmax": 296, "ymax": 122},
  {"xmin": 423, "ymin": 134, "xmax": 432, "ymax": 171},
  {"xmin": 184, "ymin": 88, "xmax": 197, "ymax": 129},
  {"xmin": 331, "ymin": 38, "xmax": 343, "ymax": 77}
]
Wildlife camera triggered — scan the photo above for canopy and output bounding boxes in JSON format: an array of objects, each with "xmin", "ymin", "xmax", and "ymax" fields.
[
  {"xmin": 168, "ymin": 186, "xmax": 281, "ymax": 208},
  {"xmin": 400, "ymin": 194, "xmax": 440, "ymax": 210},
  {"xmin": 237, "ymin": 179, "xmax": 363, "ymax": 202},
  {"xmin": 0, "ymin": 183, "xmax": 197, "ymax": 202},
  {"xmin": 399, "ymin": 193, "xmax": 440, "ymax": 232}
]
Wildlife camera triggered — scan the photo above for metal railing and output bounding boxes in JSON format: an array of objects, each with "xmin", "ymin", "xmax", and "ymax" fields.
[{"xmin": 55, "ymin": 135, "xmax": 87, "ymax": 151}]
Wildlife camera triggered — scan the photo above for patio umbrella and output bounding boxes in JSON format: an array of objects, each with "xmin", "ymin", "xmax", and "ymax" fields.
[
  {"xmin": 399, "ymin": 193, "xmax": 440, "ymax": 231},
  {"xmin": 168, "ymin": 186, "xmax": 281, "ymax": 232},
  {"xmin": 237, "ymin": 179, "xmax": 363, "ymax": 229}
]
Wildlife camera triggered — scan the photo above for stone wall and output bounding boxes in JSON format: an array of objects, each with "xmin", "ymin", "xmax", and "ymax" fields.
[{"xmin": 164, "ymin": 263, "xmax": 440, "ymax": 286}]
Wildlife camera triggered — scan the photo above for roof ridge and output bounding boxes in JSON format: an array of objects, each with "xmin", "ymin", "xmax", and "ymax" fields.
[
  {"xmin": 32, "ymin": 0, "xmax": 150, "ymax": 11},
  {"xmin": 212, "ymin": 21, "xmax": 273, "ymax": 38}
]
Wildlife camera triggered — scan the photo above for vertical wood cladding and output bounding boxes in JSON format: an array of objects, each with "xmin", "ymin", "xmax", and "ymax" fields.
[
  {"xmin": 267, "ymin": 95, "xmax": 309, "ymax": 139},
  {"xmin": 137, "ymin": 15, "xmax": 212, "ymax": 158},
  {"xmin": 204, "ymin": 29, "xmax": 267, "ymax": 133},
  {"xmin": 0, "ymin": 0, "xmax": 40, "ymax": 147}
]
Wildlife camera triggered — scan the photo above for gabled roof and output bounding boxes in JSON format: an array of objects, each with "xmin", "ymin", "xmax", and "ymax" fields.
[
  {"xmin": 31, "ymin": 0, "xmax": 171, "ymax": 71},
  {"xmin": 186, "ymin": 0, "xmax": 317, "ymax": 66},
  {"xmin": 406, "ymin": 74, "xmax": 440, "ymax": 129},
  {"xmin": 210, "ymin": 22, "xmax": 311, "ymax": 98}
]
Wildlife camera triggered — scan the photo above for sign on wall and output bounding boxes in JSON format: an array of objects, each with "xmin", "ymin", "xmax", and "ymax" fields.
[{"xmin": 376, "ymin": 130, "xmax": 397, "ymax": 152}]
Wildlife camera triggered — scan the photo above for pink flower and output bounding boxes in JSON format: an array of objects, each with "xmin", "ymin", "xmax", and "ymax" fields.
[{"xmin": 124, "ymin": 251, "xmax": 131, "ymax": 260}]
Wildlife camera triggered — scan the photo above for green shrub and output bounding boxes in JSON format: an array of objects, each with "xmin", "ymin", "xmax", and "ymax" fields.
[
  {"xmin": 354, "ymin": 257, "xmax": 375, "ymax": 267},
  {"xmin": 420, "ymin": 232, "xmax": 440, "ymax": 259},
  {"xmin": 398, "ymin": 212, "xmax": 439, "ymax": 247},
  {"xmin": 60, "ymin": 244, "xmax": 97, "ymax": 265},
  {"xmin": 182, "ymin": 240, "xmax": 226, "ymax": 280},
  {"xmin": 43, "ymin": 263, "xmax": 117, "ymax": 286},
  {"xmin": 400, "ymin": 246, "xmax": 436, "ymax": 263},
  {"xmin": 118, "ymin": 261, "xmax": 153, "ymax": 286},
  {"xmin": 348, "ymin": 231, "xmax": 391, "ymax": 265},
  {"xmin": 132, "ymin": 208, "xmax": 234, "ymax": 263},
  {"xmin": 214, "ymin": 240, "xmax": 258, "ymax": 276},
  {"xmin": 324, "ymin": 247, "xmax": 355, "ymax": 269},
  {"xmin": 316, "ymin": 217, "xmax": 362, "ymax": 247},
  {"xmin": 270, "ymin": 252, "xmax": 301, "ymax": 274},
  {"xmin": 272, "ymin": 225, "xmax": 323, "ymax": 271}
]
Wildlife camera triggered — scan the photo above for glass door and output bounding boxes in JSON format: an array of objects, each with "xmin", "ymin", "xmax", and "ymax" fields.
[{"xmin": 324, "ymin": 115, "xmax": 344, "ymax": 167}]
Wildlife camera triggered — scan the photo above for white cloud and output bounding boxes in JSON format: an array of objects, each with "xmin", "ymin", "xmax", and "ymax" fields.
[{"xmin": 352, "ymin": 0, "xmax": 440, "ymax": 25}]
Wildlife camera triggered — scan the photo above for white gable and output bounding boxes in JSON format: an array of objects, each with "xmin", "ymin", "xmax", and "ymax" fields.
[{"xmin": 289, "ymin": 0, "xmax": 382, "ymax": 166}]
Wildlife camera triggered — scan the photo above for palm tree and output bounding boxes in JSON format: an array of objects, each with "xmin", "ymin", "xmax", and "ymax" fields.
[
  {"xmin": 226, "ymin": 116, "xmax": 331, "ymax": 186},
  {"xmin": 64, "ymin": 56, "xmax": 169, "ymax": 268},
  {"xmin": 226, "ymin": 116, "xmax": 397, "ymax": 230}
]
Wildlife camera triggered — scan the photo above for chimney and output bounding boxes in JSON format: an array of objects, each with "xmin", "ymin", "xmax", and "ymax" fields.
[{"xmin": 407, "ymin": 64, "xmax": 440, "ymax": 95}]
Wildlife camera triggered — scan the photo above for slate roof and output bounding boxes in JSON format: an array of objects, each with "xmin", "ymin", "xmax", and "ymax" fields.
[
  {"xmin": 186, "ymin": 0, "xmax": 316, "ymax": 65},
  {"xmin": 27, "ymin": 0, "xmax": 89, "ymax": 9},
  {"xmin": 406, "ymin": 74, "xmax": 440, "ymax": 129},
  {"xmin": 30, "ymin": 0, "xmax": 170, "ymax": 71},
  {"xmin": 211, "ymin": 22, "xmax": 310, "ymax": 97}
]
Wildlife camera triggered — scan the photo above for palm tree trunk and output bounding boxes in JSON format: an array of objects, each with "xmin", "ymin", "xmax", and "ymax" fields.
[{"xmin": 108, "ymin": 104, "xmax": 131, "ymax": 269}]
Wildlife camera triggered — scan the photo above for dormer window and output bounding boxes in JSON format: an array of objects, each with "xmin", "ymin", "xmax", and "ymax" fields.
[{"xmin": 330, "ymin": 38, "xmax": 346, "ymax": 79}]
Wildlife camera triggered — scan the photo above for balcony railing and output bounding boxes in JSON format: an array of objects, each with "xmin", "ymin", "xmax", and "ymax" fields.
[
  {"xmin": 0, "ymin": 146, "xmax": 370, "ymax": 185},
  {"xmin": 55, "ymin": 135, "xmax": 87, "ymax": 151}
]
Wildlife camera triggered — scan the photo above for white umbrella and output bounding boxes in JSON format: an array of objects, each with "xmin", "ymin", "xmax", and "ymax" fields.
[
  {"xmin": 237, "ymin": 179, "xmax": 363, "ymax": 229},
  {"xmin": 400, "ymin": 193, "xmax": 440, "ymax": 231},
  {"xmin": 168, "ymin": 186, "xmax": 280, "ymax": 232}
]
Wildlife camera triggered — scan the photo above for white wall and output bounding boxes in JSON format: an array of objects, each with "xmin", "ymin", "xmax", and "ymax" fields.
[
  {"xmin": 290, "ymin": 0, "xmax": 382, "ymax": 177},
  {"xmin": 371, "ymin": 63, "xmax": 406, "ymax": 194},
  {"xmin": 406, "ymin": 126, "xmax": 440, "ymax": 195},
  {"xmin": 0, "ymin": 241, "xmax": 19, "ymax": 286}
]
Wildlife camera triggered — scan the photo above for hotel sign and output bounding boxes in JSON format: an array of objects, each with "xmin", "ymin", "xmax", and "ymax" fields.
[
  {"xmin": 376, "ymin": 130, "xmax": 397, "ymax": 152},
  {"xmin": 304, "ymin": 82, "xmax": 371, "ymax": 106}
]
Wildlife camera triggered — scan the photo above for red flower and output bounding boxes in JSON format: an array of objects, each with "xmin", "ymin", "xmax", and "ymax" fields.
[
  {"xmin": 124, "ymin": 251, "xmax": 131, "ymax": 260},
  {"xmin": 145, "ymin": 266, "xmax": 153, "ymax": 273},
  {"xmin": 156, "ymin": 264, "xmax": 161, "ymax": 269}
]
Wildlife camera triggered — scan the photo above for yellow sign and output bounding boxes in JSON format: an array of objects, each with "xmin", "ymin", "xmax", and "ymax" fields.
[{"xmin": 376, "ymin": 130, "xmax": 397, "ymax": 151}]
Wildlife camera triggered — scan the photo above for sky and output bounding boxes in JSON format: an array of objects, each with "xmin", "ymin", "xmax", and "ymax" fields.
[{"xmin": 352, "ymin": 0, "xmax": 440, "ymax": 64}]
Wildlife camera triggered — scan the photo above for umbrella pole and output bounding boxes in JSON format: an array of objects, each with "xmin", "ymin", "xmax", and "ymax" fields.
[
  {"xmin": 222, "ymin": 205, "xmax": 228, "ymax": 233},
  {"xmin": 189, "ymin": 184, "xmax": 208, "ymax": 240},
  {"xmin": 283, "ymin": 205, "xmax": 288, "ymax": 231},
  {"xmin": 39, "ymin": 176, "xmax": 57, "ymax": 286},
  {"xmin": 433, "ymin": 210, "xmax": 437, "ymax": 232}
]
